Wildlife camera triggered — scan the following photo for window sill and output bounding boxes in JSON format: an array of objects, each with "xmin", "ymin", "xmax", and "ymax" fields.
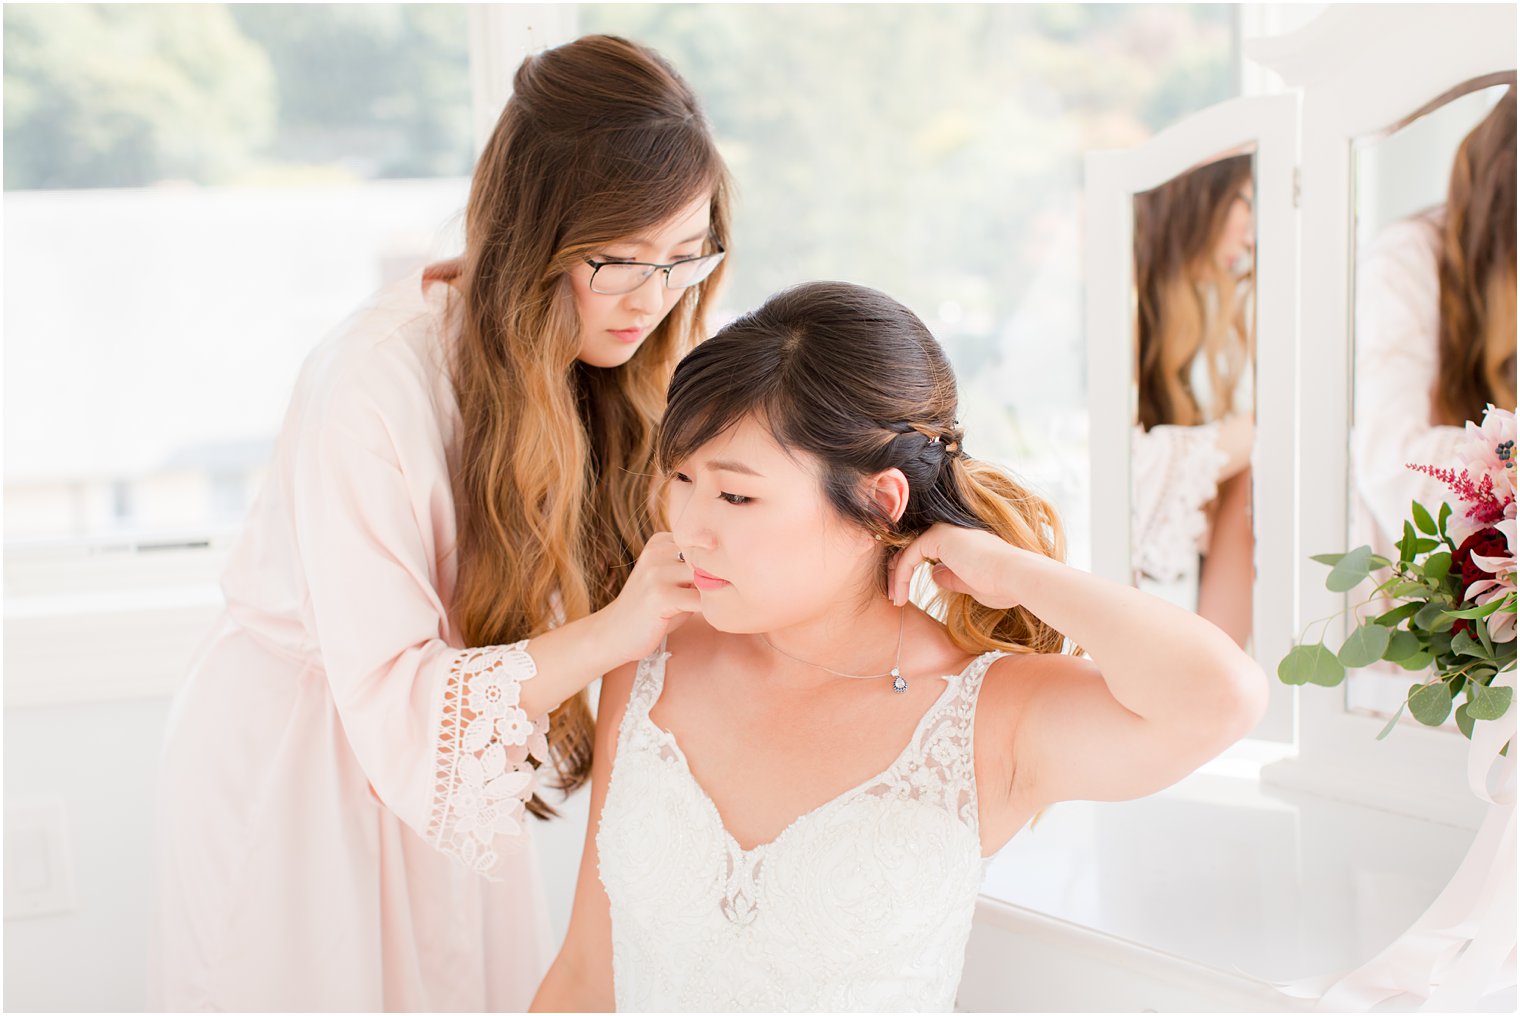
[{"xmin": 5, "ymin": 538, "xmax": 230, "ymax": 706}]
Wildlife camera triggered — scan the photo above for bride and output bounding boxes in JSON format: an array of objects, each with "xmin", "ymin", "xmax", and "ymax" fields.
[{"xmin": 531, "ymin": 281, "xmax": 1266, "ymax": 1012}]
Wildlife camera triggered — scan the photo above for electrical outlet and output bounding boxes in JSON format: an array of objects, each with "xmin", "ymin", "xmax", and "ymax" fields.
[{"xmin": 4, "ymin": 798, "xmax": 79, "ymax": 919}]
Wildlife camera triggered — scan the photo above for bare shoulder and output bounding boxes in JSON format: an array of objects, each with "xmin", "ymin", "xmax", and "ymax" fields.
[
  {"xmin": 660, "ymin": 615, "xmax": 727, "ymax": 687},
  {"xmin": 595, "ymin": 658, "xmax": 641, "ymax": 739},
  {"xmin": 978, "ymin": 650, "xmax": 1099, "ymax": 718}
]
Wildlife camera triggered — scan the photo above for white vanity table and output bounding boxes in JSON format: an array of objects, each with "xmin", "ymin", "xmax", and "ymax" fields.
[{"xmin": 958, "ymin": 744, "xmax": 1506, "ymax": 1012}]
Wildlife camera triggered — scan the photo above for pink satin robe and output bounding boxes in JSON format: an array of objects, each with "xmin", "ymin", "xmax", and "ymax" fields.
[{"xmin": 150, "ymin": 272, "xmax": 554, "ymax": 1011}]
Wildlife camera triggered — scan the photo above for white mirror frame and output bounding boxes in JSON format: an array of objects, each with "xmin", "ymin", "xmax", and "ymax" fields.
[
  {"xmin": 1249, "ymin": 3, "xmax": 1516, "ymax": 827},
  {"xmin": 1085, "ymin": 93, "xmax": 1300, "ymax": 743}
]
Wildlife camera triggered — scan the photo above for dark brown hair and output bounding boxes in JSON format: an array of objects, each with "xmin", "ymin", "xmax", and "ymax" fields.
[
  {"xmin": 434, "ymin": 35, "xmax": 731, "ymax": 814},
  {"xmin": 1433, "ymin": 85, "xmax": 1517, "ymax": 425},
  {"xmin": 657, "ymin": 281, "xmax": 1071, "ymax": 657},
  {"xmin": 1134, "ymin": 153, "xmax": 1255, "ymax": 430}
]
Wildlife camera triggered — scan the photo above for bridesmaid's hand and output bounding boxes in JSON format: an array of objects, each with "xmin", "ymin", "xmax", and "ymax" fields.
[
  {"xmin": 889, "ymin": 523, "xmax": 1026, "ymax": 609},
  {"xmin": 598, "ymin": 532, "xmax": 702, "ymax": 663}
]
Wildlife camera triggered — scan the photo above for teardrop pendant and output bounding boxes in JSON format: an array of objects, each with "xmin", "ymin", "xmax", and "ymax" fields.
[{"xmin": 892, "ymin": 669, "xmax": 907, "ymax": 694}]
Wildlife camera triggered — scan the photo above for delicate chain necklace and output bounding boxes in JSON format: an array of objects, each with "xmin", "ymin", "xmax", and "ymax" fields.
[{"xmin": 758, "ymin": 607, "xmax": 909, "ymax": 694}]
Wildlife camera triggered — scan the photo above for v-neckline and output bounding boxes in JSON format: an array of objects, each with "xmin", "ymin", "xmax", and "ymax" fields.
[{"xmin": 640, "ymin": 649, "xmax": 991, "ymax": 857}]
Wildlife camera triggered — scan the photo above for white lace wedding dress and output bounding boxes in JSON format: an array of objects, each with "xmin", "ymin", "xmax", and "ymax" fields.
[{"xmin": 597, "ymin": 645, "xmax": 1005, "ymax": 1012}]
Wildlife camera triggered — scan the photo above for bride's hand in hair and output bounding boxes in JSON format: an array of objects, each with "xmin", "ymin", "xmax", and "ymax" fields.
[
  {"xmin": 599, "ymin": 532, "xmax": 703, "ymax": 662},
  {"xmin": 889, "ymin": 523, "xmax": 1026, "ymax": 609}
]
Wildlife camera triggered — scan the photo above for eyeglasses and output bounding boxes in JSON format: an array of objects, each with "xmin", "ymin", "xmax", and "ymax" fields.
[{"xmin": 584, "ymin": 245, "xmax": 726, "ymax": 296}]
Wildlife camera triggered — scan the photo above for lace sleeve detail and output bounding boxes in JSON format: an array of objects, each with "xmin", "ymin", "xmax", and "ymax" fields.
[
  {"xmin": 1131, "ymin": 422, "xmax": 1230, "ymax": 583},
  {"xmin": 426, "ymin": 640, "xmax": 551, "ymax": 879}
]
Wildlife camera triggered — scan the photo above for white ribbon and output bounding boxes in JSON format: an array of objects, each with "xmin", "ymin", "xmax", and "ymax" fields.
[{"xmin": 1275, "ymin": 669, "xmax": 1517, "ymax": 1011}]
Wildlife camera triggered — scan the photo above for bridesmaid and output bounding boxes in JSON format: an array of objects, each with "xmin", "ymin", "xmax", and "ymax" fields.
[{"xmin": 150, "ymin": 35, "xmax": 728, "ymax": 1011}]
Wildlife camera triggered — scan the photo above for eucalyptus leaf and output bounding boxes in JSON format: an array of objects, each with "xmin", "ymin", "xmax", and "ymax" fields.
[
  {"xmin": 1467, "ymin": 682, "xmax": 1513, "ymax": 722},
  {"xmin": 1310, "ymin": 552, "xmax": 1346, "ymax": 566},
  {"xmin": 1478, "ymin": 622, "xmax": 1494, "ymax": 657},
  {"xmin": 1279, "ymin": 644, "xmax": 1345, "ymax": 687},
  {"xmin": 1388, "ymin": 581, "xmax": 1432, "ymax": 599},
  {"xmin": 1411, "ymin": 501, "xmax": 1437, "ymax": 536},
  {"xmin": 1383, "ymin": 629, "xmax": 1422, "ymax": 662},
  {"xmin": 1338, "ymin": 625, "xmax": 1392, "ymax": 668},
  {"xmin": 1377, "ymin": 701, "xmax": 1408, "ymax": 740},
  {"xmin": 1414, "ymin": 601, "xmax": 1449, "ymax": 631},
  {"xmin": 1409, "ymin": 681, "xmax": 1454, "ymax": 726},
  {"xmin": 1423, "ymin": 552, "xmax": 1452, "ymax": 582},
  {"xmin": 1399, "ymin": 650, "xmax": 1433, "ymax": 672},
  {"xmin": 1455, "ymin": 702, "xmax": 1476, "ymax": 740},
  {"xmin": 1374, "ymin": 602, "xmax": 1422, "ymax": 626},
  {"xmin": 1451, "ymin": 631, "xmax": 1486, "ymax": 659},
  {"xmin": 1369, "ymin": 554, "xmax": 1393, "ymax": 570},
  {"xmin": 1327, "ymin": 546, "xmax": 1376, "ymax": 593}
]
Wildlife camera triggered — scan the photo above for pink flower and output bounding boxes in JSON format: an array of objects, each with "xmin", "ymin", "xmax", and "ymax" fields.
[
  {"xmin": 1458, "ymin": 405, "xmax": 1516, "ymax": 504},
  {"xmin": 1408, "ymin": 407, "xmax": 1516, "ymax": 548}
]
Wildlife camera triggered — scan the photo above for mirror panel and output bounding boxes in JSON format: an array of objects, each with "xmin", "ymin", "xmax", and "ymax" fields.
[
  {"xmin": 1346, "ymin": 78, "xmax": 1517, "ymax": 723},
  {"xmin": 1130, "ymin": 149, "xmax": 1258, "ymax": 650}
]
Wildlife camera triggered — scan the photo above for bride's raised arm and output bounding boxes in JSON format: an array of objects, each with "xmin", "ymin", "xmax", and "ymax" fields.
[{"xmin": 892, "ymin": 523, "xmax": 1267, "ymax": 845}]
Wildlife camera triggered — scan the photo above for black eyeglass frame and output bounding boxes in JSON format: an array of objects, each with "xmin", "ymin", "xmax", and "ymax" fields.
[{"xmin": 583, "ymin": 243, "xmax": 727, "ymax": 295}]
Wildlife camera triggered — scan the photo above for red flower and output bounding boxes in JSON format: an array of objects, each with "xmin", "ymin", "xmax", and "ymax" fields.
[{"xmin": 1449, "ymin": 528, "xmax": 1508, "ymax": 636}]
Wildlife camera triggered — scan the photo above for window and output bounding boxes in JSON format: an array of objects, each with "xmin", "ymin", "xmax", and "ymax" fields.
[
  {"xmin": 3, "ymin": 4, "xmax": 473, "ymax": 548},
  {"xmin": 578, "ymin": 3, "xmax": 1242, "ymax": 571}
]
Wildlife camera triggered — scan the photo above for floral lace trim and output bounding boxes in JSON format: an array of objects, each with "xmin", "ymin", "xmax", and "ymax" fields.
[
  {"xmin": 426, "ymin": 640, "xmax": 550, "ymax": 878},
  {"xmin": 1131, "ymin": 422, "xmax": 1230, "ymax": 583}
]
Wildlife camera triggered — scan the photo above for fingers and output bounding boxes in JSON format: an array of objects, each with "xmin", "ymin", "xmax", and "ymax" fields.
[
  {"xmin": 666, "ymin": 585, "xmax": 703, "ymax": 616},
  {"xmin": 930, "ymin": 563, "xmax": 972, "ymax": 596},
  {"xmin": 890, "ymin": 528, "xmax": 941, "ymax": 606}
]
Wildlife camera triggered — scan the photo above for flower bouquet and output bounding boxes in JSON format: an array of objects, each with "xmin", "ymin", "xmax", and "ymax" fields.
[{"xmin": 1278, "ymin": 405, "xmax": 1516, "ymax": 739}]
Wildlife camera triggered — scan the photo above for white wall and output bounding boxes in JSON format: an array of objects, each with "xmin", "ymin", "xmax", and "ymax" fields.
[{"xmin": 1, "ymin": 687, "xmax": 589, "ymax": 1012}]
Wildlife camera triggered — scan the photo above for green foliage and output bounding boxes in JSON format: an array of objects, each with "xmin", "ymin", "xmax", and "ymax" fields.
[
  {"xmin": 4, "ymin": 4, "xmax": 471, "ymax": 190},
  {"xmin": 4, "ymin": 4, "xmax": 276, "ymax": 188},
  {"xmin": 1278, "ymin": 644, "xmax": 1344, "ymax": 687},
  {"xmin": 1279, "ymin": 498, "xmax": 1516, "ymax": 741},
  {"xmin": 580, "ymin": 3, "xmax": 1236, "ymax": 321},
  {"xmin": 1408, "ymin": 681, "xmax": 1453, "ymax": 726},
  {"xmin": 1338, "ymin": 624, "xmax": 1390, "ymax": 668}
]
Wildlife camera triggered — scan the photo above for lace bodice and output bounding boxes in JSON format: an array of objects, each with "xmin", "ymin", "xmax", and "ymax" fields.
[
  {"xmin": 597, "ymin": 646, "xmax": 1003, "ymax": 1012},
  {"xmin": 1131, "ymin": 421, "xmax": 1229, "ymax": 583}
]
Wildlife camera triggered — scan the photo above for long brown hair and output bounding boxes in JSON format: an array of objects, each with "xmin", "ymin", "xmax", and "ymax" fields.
[
  {"xmin": 1433, "ymin": 85, "xmax": 1517, "ymax": 426},
  {"xmin": 1134, "ymin": 153, "xmax": 1255, "ymax": 430},
  {"xmin": 656, "ymin": 281, "xmax": 1072, "ymax": 658},
  {"xmin": 437, "ymin": 35, "xmax": 731, "ymax": 814}
]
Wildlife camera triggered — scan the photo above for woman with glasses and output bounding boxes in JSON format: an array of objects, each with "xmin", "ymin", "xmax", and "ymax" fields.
[{"xmin": 151, "ymin": 35, "xmax": 730, "ymax": 1011}]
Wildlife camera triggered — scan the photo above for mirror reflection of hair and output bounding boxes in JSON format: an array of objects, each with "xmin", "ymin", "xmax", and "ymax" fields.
[{"xmin": 1134, "ymin": 154, "xmax": 1257, "ymax": 431}]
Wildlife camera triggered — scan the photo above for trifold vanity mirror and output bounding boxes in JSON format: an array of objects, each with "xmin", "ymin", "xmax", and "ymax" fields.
[{"xmin": 1086, "ymin": 95, "xmax": 1297, "ymax": 742}]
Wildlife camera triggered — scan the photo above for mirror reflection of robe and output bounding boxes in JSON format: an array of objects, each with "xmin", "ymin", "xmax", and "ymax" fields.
[
  {"xmin": 1351, "ymin": 213, "xmax": 1470, "ymax": 562},
  {"xmin": 1131, "ymin": 420, "xmax": 1229, "ymax": 584}
]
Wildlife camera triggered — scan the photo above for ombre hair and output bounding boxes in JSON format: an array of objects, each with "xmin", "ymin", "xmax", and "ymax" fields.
[
  {"xmin": 430, "ymin": 35, "xmax": 731, "ymax": 815},
  {"xmin": 1134, "ymin": 154, "xmax": 1255, "ymax": 431},
  {"xmin": 657, "ymin": 281, "xmax": 1073, "ymax": 658},
  {"xmin": 1432, "ymin": 85, "xmax": 1516, "ymax": 426}
]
